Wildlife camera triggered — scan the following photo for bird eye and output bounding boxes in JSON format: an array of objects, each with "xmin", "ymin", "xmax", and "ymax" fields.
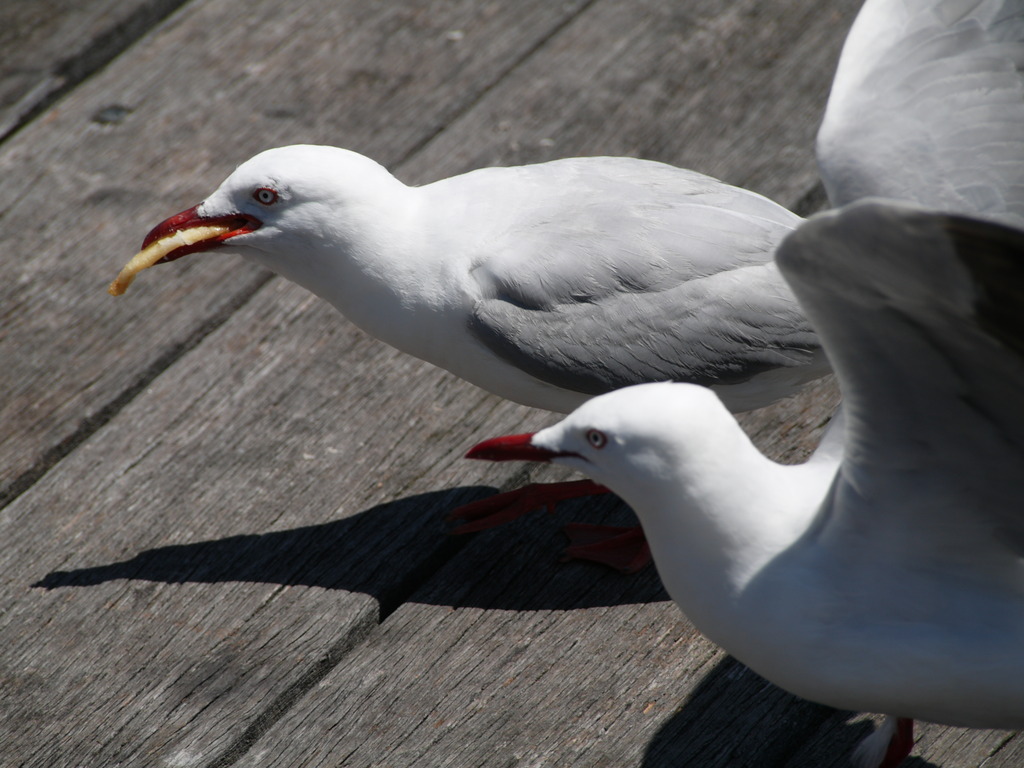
[
  {"xmin": 253, "ymin": 187, "xmax": 278, "ymax": 205},
  {"xmin": 586, "ymin": 429, "xmax": 607, "ymax": 449}
]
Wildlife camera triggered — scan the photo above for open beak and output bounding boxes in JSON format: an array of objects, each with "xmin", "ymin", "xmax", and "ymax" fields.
[
  {"xmin": 140, "ymin": 205, "xmax": 261, "ymax": 262},
  {"xmin": 108, "ymin": 205, "xmax": 261, "ymax": 296},
  {"xmin": 465, "ymin": 432, "xmax": 570, "ymax": 463}
]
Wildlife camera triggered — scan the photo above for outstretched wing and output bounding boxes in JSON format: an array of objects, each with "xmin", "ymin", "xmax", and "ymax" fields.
[
  {"xmin": 818, "ymin": 0, "xmax": 1024, "ymax": 224},
  {"xmin": 466, "ymin": 161, "xmax": 825, "ymax": 411},
  {"xmin": 777, "ymin": 200, "xmax": 1024, "ymax": 560}
]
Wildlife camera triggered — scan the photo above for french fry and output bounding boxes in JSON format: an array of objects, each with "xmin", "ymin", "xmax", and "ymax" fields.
[{"xmin": 108, "ymin": 225, "xmax": 231, "ymax": 296}]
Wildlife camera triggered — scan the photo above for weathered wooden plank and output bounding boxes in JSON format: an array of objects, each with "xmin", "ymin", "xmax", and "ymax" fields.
[
  {"xmin": 4, "ymin": 0, "xmax": 1013, "ymax": 767},
  {"xmin": 0, "ymin": 0, "xmax": 611, "ymax": 764},
  {"xmin": 245, "ymin": 514, "xmax": 843, "ymax": 768},
  {"xmin": 239, "ymin": 0, "xmax": 1011, "ymax": 765},
  {"xmin": 398, "ymin": 0, "xmax": 851, "ymax": 203},
  {"xmin": 980, "ymin": 731, "xmax": 1023, "ymax": 766},
  {"xmin": 0, "ymin": 0, "xmax": 590, "ymax": 506},
  {"xmin": 0, "ymin": 0, "xmax": 188, "ymax": 139},
  {"xmin": 0, "ymin": 0, "xmax": 858, "ymax": 764},
  {"xmin": 0, "ymin": 279, "xmax": 561, "ymax": 767},
  {"xmin": 231, "ymin": 1, "xmax": 866, "ymax": 766},
  {"xmin": 3, "ymin": 0, "xmax": 855, "ymax": 765}
]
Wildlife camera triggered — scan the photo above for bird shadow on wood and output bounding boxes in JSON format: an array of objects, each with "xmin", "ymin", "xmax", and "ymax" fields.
[
  {"xmin": 32, "ymin": 485, "xmax": 669, "ymax": 611},
  {"xmin": 640, "ymin": 656, "xmax": 941, "ymax": 768}
]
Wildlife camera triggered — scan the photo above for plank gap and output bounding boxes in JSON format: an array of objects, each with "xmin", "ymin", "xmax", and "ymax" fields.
[
  {"xmin": 986, "ymin": 731, "xmax": 1019, "ymax": 760},
  {"xmin": 203, "ymin": 616, "xmax": 378, "ymax": 768},
  {"xmin": 375, "ymin": 465, "xmax": 539, "ymax": 620},
  {"xmin": 200, "ymin": 466, "xmax": 537, "ymax": 768},
  {"xmin": 0, "ymin": 270, "xmax": 273, "ymax": 512},
  {"xmin": 389, "ymin": 0, "xmax": 604, "ymax": 171},
  {"xmin": 0, "ymin": 0, "xmax": 191, "ymax": 145}
]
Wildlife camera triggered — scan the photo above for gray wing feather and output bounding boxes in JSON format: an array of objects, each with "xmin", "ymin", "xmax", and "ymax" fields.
[
  {"xmin": 818, "ymin": 0, "xmax": 1024, "ymax": 224},
  {"xmin": 471, "ymin": 262, "xmax": 819, "ymax": 396},
  {"xmin": 777, "ymin": 200, "xmax": 1024, "ymax": 557},
  {"xmin": 463, "ymin": 161, "xmax": 819, "ymax": 401}
]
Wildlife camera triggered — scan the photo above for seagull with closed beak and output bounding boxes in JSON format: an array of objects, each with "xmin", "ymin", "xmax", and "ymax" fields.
[
  {"xmin": 466, "ymin": 199, "xmax": 1024, "ymax": 768},
  {"xmin": 111, "ymin": 0, "xmax": 1024, "ymax": 570}
]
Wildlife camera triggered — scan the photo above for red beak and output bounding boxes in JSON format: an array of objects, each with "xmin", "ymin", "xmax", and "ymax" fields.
[
  {"xmin": 465, "ymin": 433, "xmax": 569, "ymax": 462},
  {"xmin": 142, "ymin": 204, "xmax": 262, "ymax": 263}
]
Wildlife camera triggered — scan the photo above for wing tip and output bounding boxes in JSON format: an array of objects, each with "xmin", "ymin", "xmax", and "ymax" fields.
[
  {"xmin": 779, "ymin": 199, "xmax": 1024, "ymax": 357},
  {"xmin": 945, "ymin": 213, "xmax": 1024, "ymax": 357}
]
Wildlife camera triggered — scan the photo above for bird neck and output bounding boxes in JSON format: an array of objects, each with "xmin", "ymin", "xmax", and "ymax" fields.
[
  {"xmin": 621, "ymin": 424, "xmax": 827, "ymax": 641},
  {"xmin": 263, "ymin": 179, "xmax": 463, "ymax": 360}
]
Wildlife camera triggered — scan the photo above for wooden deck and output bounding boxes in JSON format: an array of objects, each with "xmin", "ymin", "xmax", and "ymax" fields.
[{"xmin": 1, "ymin": 1, "xmax": 1019, "ymax": 766}]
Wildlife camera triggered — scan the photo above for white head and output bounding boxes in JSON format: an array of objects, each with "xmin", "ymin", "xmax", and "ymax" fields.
[
  {"xmin": 468, "ymin": 381, "xmax": 760, "ymax": 514},
  {"xmin": 468, "ymin": 381, "xmax": 810, "ymax": 626},
  {"xmin": 128, "ymin": 145, "xmax": 408, "ymax": 290}
]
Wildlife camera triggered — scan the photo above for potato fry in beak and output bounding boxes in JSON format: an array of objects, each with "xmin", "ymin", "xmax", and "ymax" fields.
[{"xmin": 109, "ymin": 224, "xmax": 232, "ymax": 296}]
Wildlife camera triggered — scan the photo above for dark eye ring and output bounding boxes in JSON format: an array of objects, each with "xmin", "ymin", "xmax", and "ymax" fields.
[
  {"xmin": 253, "ymin": 187, "xmax": 278, "ymax": 205},
  {"xmin": 586, "ymin": 429, "xmax": 607, "ymax": 449}
]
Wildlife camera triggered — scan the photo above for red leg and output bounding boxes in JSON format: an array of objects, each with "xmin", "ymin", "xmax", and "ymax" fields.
[
  {"xmin": 879, "ymin": 718, "xmax": 914, "ymax": 768},
  {"xmin": 449, "ymin": 480, "xmax": 651, "ymax": 572},
  {"xmin": 856, "ymin": 716, "xmax": 914, "ymax": 768},
  {"xmin": 448, "ymin": 480, "xmax": 608, "ymax": 532},
  {"xmin": 562, "ymin": 524, "xmax": 651, "ymax": 573}
]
